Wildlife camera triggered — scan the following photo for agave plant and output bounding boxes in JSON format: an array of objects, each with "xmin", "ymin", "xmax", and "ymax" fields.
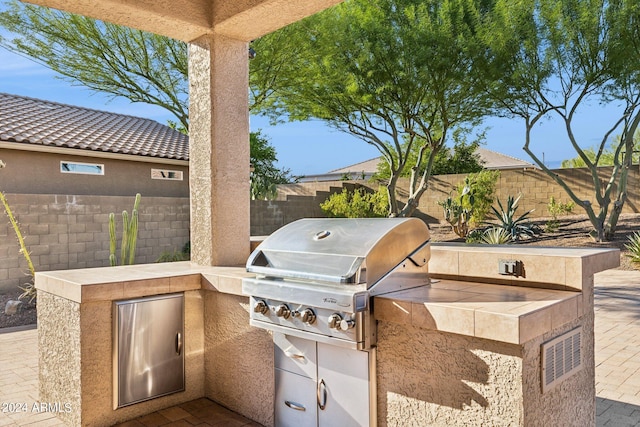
[
  {"xmin": 486, "ymin": 194, "xmax": 541, "ymax": 241},
  {"xmin": 625, "ymin": 232, "xmax": 640, "ymax": 265},
  {"xmin": 481, "ymin": 227, "xmax": 511, "ymax": 244}
]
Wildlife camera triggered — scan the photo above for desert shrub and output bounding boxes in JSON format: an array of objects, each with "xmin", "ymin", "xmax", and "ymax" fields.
[
  {"xmin": 456, "ymin": 170, "xmax": 499, "ymax": 226},
  {"xmin": 545, "ymin": 196, "xmax": 575, "ymax": 232},
  {"xmin": 320, "ymin": 187, "xmax": 388, "ymax": 218},
  {"xmin": 439, "ymin": 170, "xmax": 499, "ymax": 238},
  {"xmin": 156, "ymin": 241, "xmax": 191, "ymax": 263}
]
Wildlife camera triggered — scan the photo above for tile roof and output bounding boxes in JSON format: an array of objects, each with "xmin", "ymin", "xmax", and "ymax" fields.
[{"xmin": 0, "ymin": 92, "xmax": 189, "ymax": 160}]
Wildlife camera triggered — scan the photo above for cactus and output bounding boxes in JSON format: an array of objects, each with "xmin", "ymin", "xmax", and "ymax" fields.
[
  {"xmin": 1, "ymin": 191, "xmax": 37, "ymax": 302},
  {"xmin": 109, "ymin": 193, "xmax": 141, "ymax": 266}
]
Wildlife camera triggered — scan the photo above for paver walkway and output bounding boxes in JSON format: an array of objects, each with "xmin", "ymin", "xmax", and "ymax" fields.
[
  {"xmin": 2, "ymin": 270, "xmax": 640, "ymax": 426},
  {"xmin": 594, "ymin": 270, "xmax": 640, "ymax": 427}
]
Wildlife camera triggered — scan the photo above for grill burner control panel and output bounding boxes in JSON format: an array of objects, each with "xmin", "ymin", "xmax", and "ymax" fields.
[{"xmin": 249, "ymin": 296, "xmax": 360, "ymax": 342}]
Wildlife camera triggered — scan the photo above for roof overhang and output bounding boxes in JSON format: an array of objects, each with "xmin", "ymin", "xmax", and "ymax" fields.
[
  {"xmin": 22, "ymin": 0, "xmax": 344, "ymax": 42},
  {"xmin": 0, "ymin": 140, "xmax": 189, "ymax": 166}
]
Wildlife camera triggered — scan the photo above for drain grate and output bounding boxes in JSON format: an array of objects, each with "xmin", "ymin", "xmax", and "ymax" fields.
[{"xmin": 541, "ymin": 327, "xmax": 582, "ymax": 393}]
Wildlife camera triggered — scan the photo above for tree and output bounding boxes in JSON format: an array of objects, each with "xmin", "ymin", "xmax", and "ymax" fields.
[
  {"xmin": 481, "ymin": 0, "xmax": 640, "ymax": 241},
  {"xmin": 375, "ymin": 130, "xmax": 486, "ymax": 179},
  {"xmin": 250, "ymin": 131, "xmax": 294, "ymax": 200},
  {"xmin": 253, "ymin": 0, "xmax": 498, "ymax": 217},
  {"xmin": 0, "ymin": 0, "xmax": 294, "ymax": 191}
]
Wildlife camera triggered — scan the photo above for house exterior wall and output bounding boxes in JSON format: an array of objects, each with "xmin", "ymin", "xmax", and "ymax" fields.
[
  {"xmin": 0, "ymin": 194, "xmax": 189, "ymax": 293},
  {"xmin": 0, "ymin": 148, "xmax": 189, "ymax": 197}
]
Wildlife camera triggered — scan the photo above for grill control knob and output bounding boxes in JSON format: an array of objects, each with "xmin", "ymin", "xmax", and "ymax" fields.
[
  {"xmin": 339, "ymin": 319, "xmax": 356, "ymax": 331},
  {"xmin": 275, "ymin": 304, "xmax": 291, "ymax": 319},
  {"xmin": 328, "ymin": 313, "xmax": 343, "ymax": 329},
  {"xmin": 300, "ymin": 308, "xmax": 316, "ymax": 324},
  {"xmin": 253, "ymin": 300, "xmax": 269, "ymax": 315}
]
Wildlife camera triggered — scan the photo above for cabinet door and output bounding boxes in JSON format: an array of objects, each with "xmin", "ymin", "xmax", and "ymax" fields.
[
  {"xmin": 275, "ymin": 369, "xmax": 318, "ymax": 427},
  {"xmin": 115, "ymin": 293, "xmax": 185, "ymax": 408},
  {"xmin": 317, "ymin": 343, "xmax": 371, "ymax": 427}
]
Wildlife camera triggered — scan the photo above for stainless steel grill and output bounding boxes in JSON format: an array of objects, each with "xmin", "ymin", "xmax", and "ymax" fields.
[
  {"xmin": 242, "ymin": 218, "xmax": 431, "ymax": 427},
  {"xmin": 242, "ymin": 217, "xmax": 431, "ymax": 350}
]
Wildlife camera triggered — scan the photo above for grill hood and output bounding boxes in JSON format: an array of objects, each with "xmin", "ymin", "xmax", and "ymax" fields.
[{"xmin": 247, "ymin": 218, "xmax": 430, "ymax": 288}]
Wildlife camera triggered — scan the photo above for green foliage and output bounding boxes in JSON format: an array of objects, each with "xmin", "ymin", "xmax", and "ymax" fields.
[
  {"xmin": 486, "ymin": 195, "xmax": 540, "ymax": 241},
  {"xmin": 320, "ymin": 187, "xmax": 388, "ymax": 218},
  {"xmin": 0, "ymin": 191, "xmax": 36, "ymax": 302},
  {"xmin": 561, "ymin": 131, "xmax": 640, "ymax": 168},
  {"xmin": 438, "ymin": 170, "xmax": 499, "ymax": 238},
  {"xmin": 250, "ymin": 131, "xmax": 294, "ymax": 200},
  {"xmin": 480, "ymin": 227, "xmax": 511, "ymax": 245},
  {"xmin": 624, "ymin": 232, "xmax": 640, "ymax": 266},
  {"xmin": 545, "ymin": 196, "xmax": 575, "ymax": 232},
  {"xmin": 456, "ymin": 170, "xmax": 500, "ymax": 226},
  {"xmin": 109, "ymin": 194, "xmax": 141, "ymax": 266},
  {"xmin": 479, "ymin": 0, "xmax": 640, "ymax": 241},
  {"xmin": 464, "ymin": 228, "xmax": 485, "ymax": 244},
  {"xmin": 376, "ymin": 131, "xmax": 486, "ymax": 179},
  {"xmin": 255, "ymin": 0, "xmax": 500, "ymax": 217},
  {"xmin": 438, "ymin": 181, "xmax": 475, "ymax": 239},
  {"xmin": 156, "ymin": 243, "xmax": 190, "ymax": 263}
]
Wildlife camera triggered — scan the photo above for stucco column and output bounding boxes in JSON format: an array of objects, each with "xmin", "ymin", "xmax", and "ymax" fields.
[{"xmin": 188, "ymin": 34, "xmax": 250, "ymax": 266}]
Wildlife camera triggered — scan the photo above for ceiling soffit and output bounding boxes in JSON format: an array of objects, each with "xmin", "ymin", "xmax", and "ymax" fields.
[{"xmin": 22, "ymin": 0, "xmax": 343, "ymax": 42}]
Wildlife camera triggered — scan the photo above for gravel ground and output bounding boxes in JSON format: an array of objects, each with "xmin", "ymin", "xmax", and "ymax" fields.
[
  {"xmin": 0, "ymin": 288, "xmax": 36, "ymax": 330},
  {"xmin": 1, "ymin": 213, "xmax": 638, "ymax": 330}
]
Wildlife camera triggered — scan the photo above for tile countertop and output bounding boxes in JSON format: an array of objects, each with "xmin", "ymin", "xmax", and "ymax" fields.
[
  {"xmin": 375, "ymin": 279, "xmax": 583, "ymax": 345},
  {"xmin": 35, "ymin": 261, "xmax": 250, "ymax": 303}
]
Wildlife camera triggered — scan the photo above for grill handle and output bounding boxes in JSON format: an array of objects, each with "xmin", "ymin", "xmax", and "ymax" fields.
[{"xmin": 317, "ymin": 379, "xmax": 327, "ymax": 410}]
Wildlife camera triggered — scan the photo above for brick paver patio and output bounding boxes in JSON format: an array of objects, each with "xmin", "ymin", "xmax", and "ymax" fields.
[{"xmin": 2, "ymin": 270, "xmax": 640, "ymax": 426}]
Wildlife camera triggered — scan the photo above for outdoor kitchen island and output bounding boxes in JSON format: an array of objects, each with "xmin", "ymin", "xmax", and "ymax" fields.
[{"xmin": 34, "ymin": 243, "xmax": 619, "ymax": 427}]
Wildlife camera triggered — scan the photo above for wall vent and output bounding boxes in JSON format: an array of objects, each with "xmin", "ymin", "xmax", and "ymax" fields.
[{"xmin": 541, "ymin": 327, "xmax": 583, "ymax": 393}]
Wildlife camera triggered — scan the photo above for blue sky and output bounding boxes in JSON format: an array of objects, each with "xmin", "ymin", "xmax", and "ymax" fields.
[{"xmin": 0, "ymin": 21, "xmax": 626, "ymax": 176}]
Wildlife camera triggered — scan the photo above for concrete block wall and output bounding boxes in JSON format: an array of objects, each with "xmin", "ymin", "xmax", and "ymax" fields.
[
  {"xmin": 250, "ymin": 182, "xmax": 365, "ymax": 235},
  {"xmin": 274, "ymin": 166, "xmax": 639, "ymax": 228},
  {"xmin": 417, "ymin": 166, "xmax": 639, "ymax": 221},
  {"xmin": 0, "ymin": 194, "xmax": 189, "ymax": 293}
]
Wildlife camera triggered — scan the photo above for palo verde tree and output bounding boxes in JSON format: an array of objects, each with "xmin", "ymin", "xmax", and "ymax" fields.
[
  {"xmin": 0, "ymin": 0, "xmax": 294, "ymax": 190},
  {"xmin": 253, "ymin": 0, "xmax": 498, "ymax": 217},
  {"xmin": 481, "ymin": 0, "xmax": 640, "ymax": 241}
]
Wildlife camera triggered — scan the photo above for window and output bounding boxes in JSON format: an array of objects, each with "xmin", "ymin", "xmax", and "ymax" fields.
[
  {"xmin": 60, "ymin": 161, "xmax": 104, "ymax": 175},
  {"xmin": 151, "ymin": 169, "xmax": 183, "ymax": 181}
]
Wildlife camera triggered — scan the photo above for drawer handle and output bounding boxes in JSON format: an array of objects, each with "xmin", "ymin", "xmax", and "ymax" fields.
[
  {"xmin": 285, "ymin": 352, "xmax": 305, "ymax": 360},
  {"xmin": 175, "ymin": 332, "xmax": 183, "ymax": 355},
  {"xmin": 285, "ymin": 400, "xmax": 306, "ymax": 411},
  {"xmin": 317, "ymin": 379, "xmax": 327, "ymax": 410}
]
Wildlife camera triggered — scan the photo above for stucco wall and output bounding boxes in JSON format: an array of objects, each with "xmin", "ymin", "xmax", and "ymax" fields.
[
  {"xmin": 376, "ymin": 321, "xmax": 524, "ymax": 426},
  {"xmin": 376, "ymin": 314, "xmax": 595, "ymax": 427},
  {"xmin": 1, "ymin": 194, "xmax": 189, "ymax": 293},
  {"xmin": 203, "ymin": 292, "xmax": 274, "ymax": 427}
]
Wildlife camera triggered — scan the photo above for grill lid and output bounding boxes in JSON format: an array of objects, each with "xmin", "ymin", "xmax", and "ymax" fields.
[{"xmin": 247, "ymin": 218, "xmax": 430, "ymax": 286}]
